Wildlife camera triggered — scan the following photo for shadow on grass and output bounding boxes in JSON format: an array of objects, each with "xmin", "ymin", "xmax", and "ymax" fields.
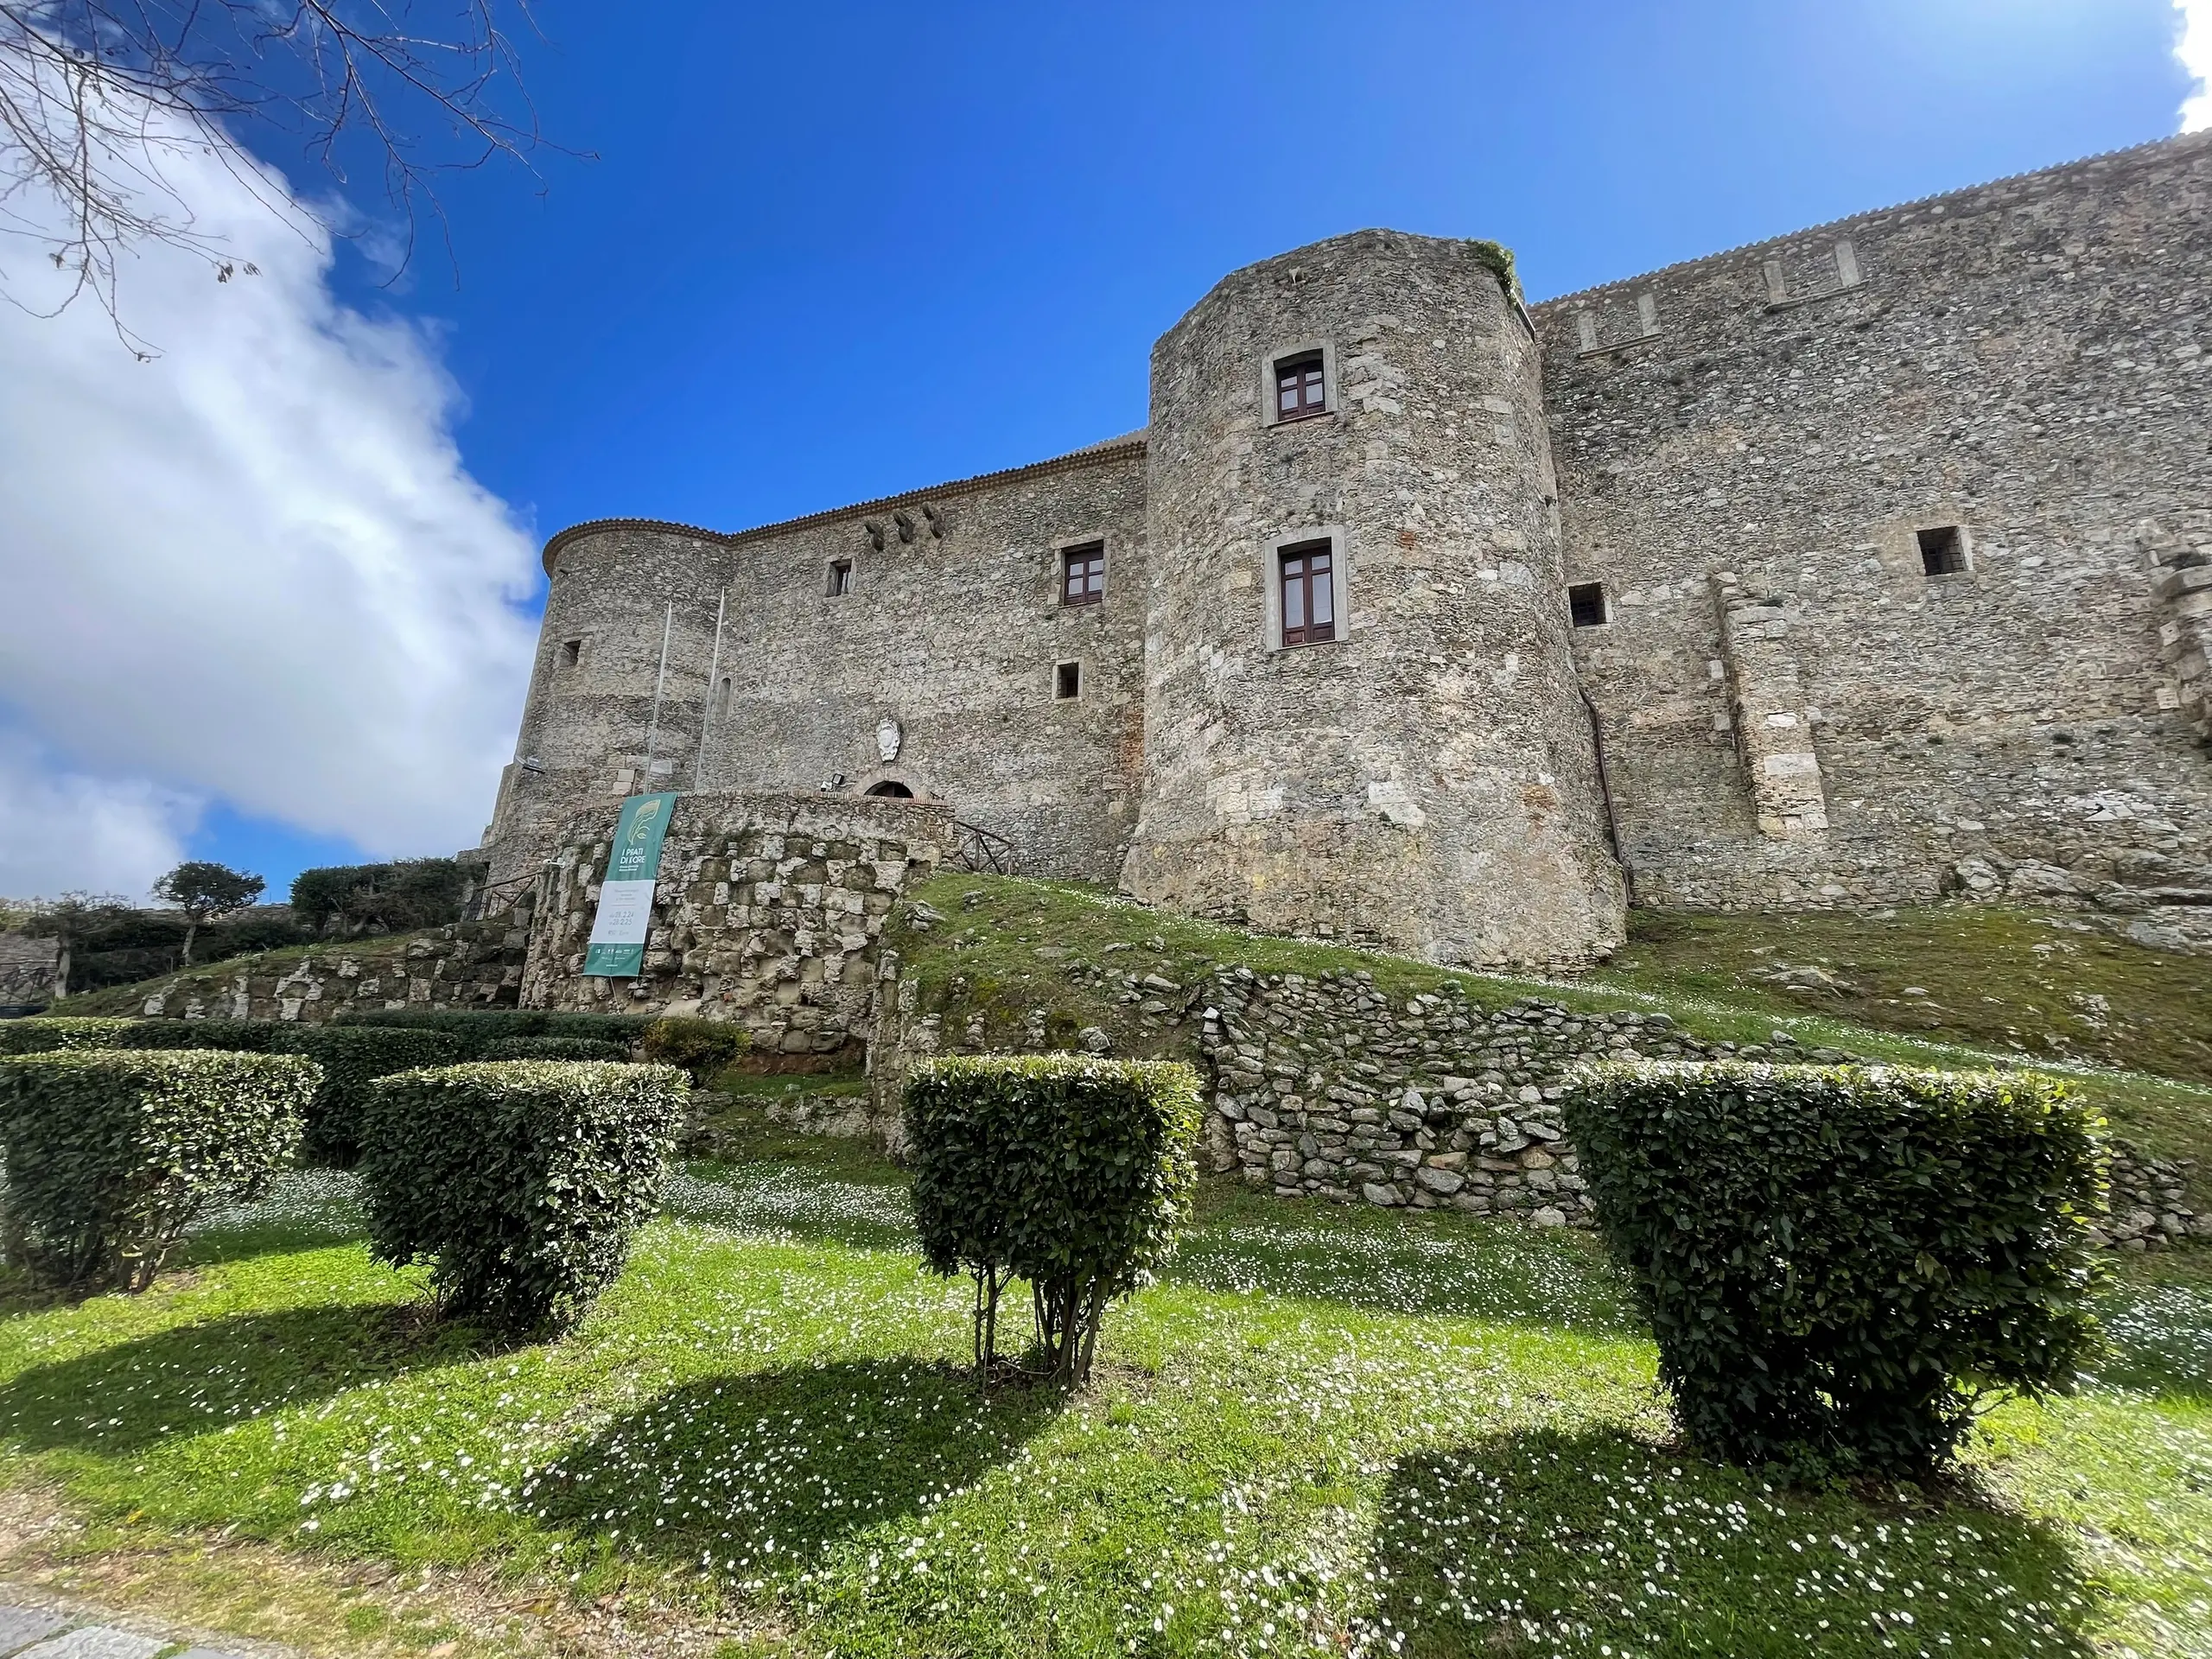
[
  {"xmin": 533, "ymin": 1358, "xmax": 1056, "ymax": 1579},
  {"xmin": 0, "ymin": 1301, "xmax": 489, "ymax": 1455},
  {"xmin": 1363, "ymin": 1426, "xmax": 2094, "ymax": 1658}
]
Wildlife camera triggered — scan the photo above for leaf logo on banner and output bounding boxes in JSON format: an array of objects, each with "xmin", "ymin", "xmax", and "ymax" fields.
[{"xmin": 626, "ymin": 798, "xmax": 664, "ymax": 845}]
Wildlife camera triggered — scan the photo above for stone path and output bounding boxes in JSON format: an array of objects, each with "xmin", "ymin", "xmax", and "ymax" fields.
[{"xmin": 0, "ymin": 1599, "xmax": 271, "ymax": 1659}]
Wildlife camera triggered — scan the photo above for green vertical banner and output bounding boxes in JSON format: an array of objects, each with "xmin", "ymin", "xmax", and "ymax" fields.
[{"xmin": 582, "ymin": 792, "xmax": 679, "ymax": 977}]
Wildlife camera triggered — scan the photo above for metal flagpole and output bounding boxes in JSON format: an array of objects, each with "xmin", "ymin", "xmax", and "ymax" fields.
[
  {"xmin": 695, "ymin": 585, "xmax": 728, "ymax": 787},
  {"xmin": 642, "ymin": 601, "xmax": 673, "ymax": 777}
]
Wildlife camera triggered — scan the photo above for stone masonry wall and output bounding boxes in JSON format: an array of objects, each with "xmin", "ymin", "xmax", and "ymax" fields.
[
  {"xmin": 1192, "ymin": 967, "xmax": 2202, "ymax": 1246},
  {"xmin": 126, "ymin": 916, "xmax": 531, "ymax": 1023},
  {"xmin": 1538, "ymin": 131, "xmax": 2212, "ymax": 942},
  {"xmin": 486, "ymin": 442, "xmax": 1149, "ymax": 889},
  {"xmin": 522, "ymin": 791, "xmax": 946, "ymax": 1059}
]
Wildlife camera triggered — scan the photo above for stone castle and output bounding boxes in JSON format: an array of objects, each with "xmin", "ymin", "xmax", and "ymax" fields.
[{"xmin": 482, "ymin": 131, "xmax": 2212, "ymax": 968}]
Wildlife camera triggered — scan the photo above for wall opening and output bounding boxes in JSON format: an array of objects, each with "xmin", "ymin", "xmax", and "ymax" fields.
[
  {"xmin": 1916, "ymin": 526, "xmax": 1968, "ymax": 576},
  {"xmin": 1061, "ymin": 543, "xmax": 1105, "ymax": 607},
  {"xmin": 828, "ymin": 558, "xmax": 855, "ymax": 596},
  {"xmin": 1054, "ymin": 660, "xmax": 1082, "ymax": 700},
  {"xmin": 1567, "ymin": 582, "xmax": 1609, "ymax": 628},
  {"xmin": 864, "ymin": 780, "xmax": 914, "ymax": 798},
  {"xmin": 712, "ymin": 676, "xmax": 731, "ymax": 719},
  {"xmin": 1273, "ymin": 350, "xmax": 1326, "ymax": 422},
  {"xmin": 561, "ymin": 638, "xmax": 582, "ymax": 666}
]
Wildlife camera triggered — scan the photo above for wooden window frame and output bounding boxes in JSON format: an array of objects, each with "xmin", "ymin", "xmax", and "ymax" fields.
[
  {"xmin": 1277, "ymin": 537, "xmax": 1338, "ymax": 647},
  {"xmin": 1060, "ymin": 542, "xmax": 1106, "ymax": 607},
  {"xmin": 1273, "ymin": 350, "xmax": 1328, "ymax": 423}
]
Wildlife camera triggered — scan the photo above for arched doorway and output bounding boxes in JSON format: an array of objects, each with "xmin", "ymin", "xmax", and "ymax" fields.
[{"xmin": 864, "ymin": 780, "xmax": 915, "ymax": 798}]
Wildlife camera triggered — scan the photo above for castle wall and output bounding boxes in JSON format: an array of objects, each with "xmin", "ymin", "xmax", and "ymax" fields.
[
  {"xmin": 1537, "ymin": 132, "xmax": 2212, "ymax": 934},
  {"xmin": 1127, "ymin": 231, "xmax": 1624, "ymax": 967},
  {"xmin": 486, "ymin": 444, "xmax": 1149, "ymax": 887}
]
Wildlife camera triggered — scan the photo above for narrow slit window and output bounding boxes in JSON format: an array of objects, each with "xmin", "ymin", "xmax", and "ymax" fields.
[
  {"xmin": 1274, "ymin": 351, "xmax": 1326, "ymax": 421},
  {"xmin": 1055, "ymin": 660, "xmax": 1082, "ymax": 700},
  {"xmin": 561, "ymin": 639, "xmax": 582, "ymax": 667},
  {"xmin": 712, "ymin": 677, "xmax": 731, "ymax": 719},
  {"xmin": 1279, "ymin": 540, "xmax": 1337, "ymax": 646},
  {"xmin": 1061, "ymin": 543, "xmax": 1105, "ymax": 607},
  {"xmin": 1916, "ymin": 526, "xmax": 1967, "ymax": 576},
  {"xmin": 828, "ymin": 558, "xmax": 855, "ymax": 595},
  {"xmin": 1567, "ymin": 582, "xmax": 1609, "ymax": 628}
]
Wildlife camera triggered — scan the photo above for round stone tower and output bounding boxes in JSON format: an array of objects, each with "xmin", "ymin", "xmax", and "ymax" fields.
[{"xmin": 1122, "ymin": 229, "xmax": 1624, "ymax": 967}]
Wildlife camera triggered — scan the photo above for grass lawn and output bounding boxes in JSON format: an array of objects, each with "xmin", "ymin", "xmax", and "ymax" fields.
[{"xmin": 0, "ymin": 1126, "xmax": 2205, "ymax": 1658}]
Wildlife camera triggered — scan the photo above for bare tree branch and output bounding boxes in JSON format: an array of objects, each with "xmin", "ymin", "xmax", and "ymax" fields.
[{"xmin": 0, "ymin": 0, "xmax": 563, "ymax": 353}]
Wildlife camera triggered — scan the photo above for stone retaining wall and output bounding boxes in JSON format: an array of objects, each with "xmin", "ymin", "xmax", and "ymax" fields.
[
  {"xmin": 130, "ymin": 916, "xmax": 530, "ymax": 1023},
  {"xmin": 523, "ymin": 791, "xmax": 949, "ymax": 1059},
  {"xmin": 1195, "ymin": 967, "xmax": 2207, "ymax": 1246}
]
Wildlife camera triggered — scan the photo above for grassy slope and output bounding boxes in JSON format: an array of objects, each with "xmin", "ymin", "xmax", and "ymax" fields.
[
  {"xmin": 888, "ymin": 875, "xmax": 2212, "ymax": 1190},
  {"xmin": 0, "ymin": 1147, "xmax": 2202, "ymax": 1658}
]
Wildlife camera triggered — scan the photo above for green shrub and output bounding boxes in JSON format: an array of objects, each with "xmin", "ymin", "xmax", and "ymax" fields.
[
  {"xmin": 0, "ymin": 1016, "xmax": 142, "ymax": 1054},
  {"xmin": 905, "ymin": 1054, "xmax": 1202, "ymax": 1387},
  {"xmin": 1563, "ymin": 1062, "xmax": 2106, "ymax": 1478},
  {"xmin": 639, "ymin": 1016, "xmax": 748, "ymax": 1085},
  {"xmin": 111, "ymin": 1019, "xmax": 280, "ymax": 1052},
  {"xmin": 264, "ymin": 1027, "xmax": 467, "ymax": 1166},
  {"xmin": 289, "ymin": 857, "xmax": 469, "ymax": 935},
  {"xmin": 333, "ymin": 1008, "xmax": 655, "ymax": 1058},
  {"xmin": 480, "ymin": 1036, "xmax": 632, "ymax": 1064},
  {"xmin": 358, "ymin": 1061, "xmax": 688, "ymax": 1333},
  {"xmin": 0, "ymin": 1050, "xmax": 315, "ymax": 1292}
]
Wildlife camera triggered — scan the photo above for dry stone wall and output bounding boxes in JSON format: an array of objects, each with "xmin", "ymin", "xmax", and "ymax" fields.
[
  {"xmin": 523, "ymin": 791, "xmax": 946, "ymax": 1059},
  {"xmin": 126, "ymin": 917, "xmax": 531, "ymax": 1023}
]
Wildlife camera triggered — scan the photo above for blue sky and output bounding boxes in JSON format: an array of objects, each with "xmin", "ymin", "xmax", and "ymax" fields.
[{"xmin": 0, "ymin": 0, "xmax": 2202, "ymax": 904}]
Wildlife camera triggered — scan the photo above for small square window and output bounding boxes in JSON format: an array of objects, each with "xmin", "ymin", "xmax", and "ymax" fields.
[
  {"xmin": 1274, "ymin": 351, "xmax": 1326, "ymax": 421},
  {"xmin": 1567, "ymin": 582, "xmax": 1608, "ymax": 628},
  {"xmin": 1917, "ymin": 526, "xmax": 1968, "ymax": 576},
  {"xmin": 561, "ymin": 638, "xmax": 582, "ymax": 666},
  {"xmin": 828, "ymin": 558, "xmax": 855, "ymax": 596},
  {"xmin": 1279, "ymin": 538, "xmax": 1337, "ymax": 646},
  {"xmin": 1054, "ymin": 660, "xmax": 1082, "ymax": 700},
  {"xmin": 1061, "ymin": 543, "xmax": 1105, "ymax": 607}
]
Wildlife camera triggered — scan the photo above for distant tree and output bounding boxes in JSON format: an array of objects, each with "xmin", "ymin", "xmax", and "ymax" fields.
[
  {"xmin": 0, "ymin": 0, "xmax": 562, "ymax": 351},
  {"xmin": 289, "ymin": 857, "xmax": 467, "ymax": 936},
  {"xmin": 149, "ymin": 861, "xmax": 264, "ymax": 964}
]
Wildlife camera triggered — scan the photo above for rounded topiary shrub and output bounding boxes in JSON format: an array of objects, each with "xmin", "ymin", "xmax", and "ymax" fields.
[
  {"xmin": 0, "ymin": 1049, "xmax": 315, "ymax": 1292},
  {"xmin": 1564, "ymin": 1061, "xmax": 2106, "ymax": 1478},
  {"xmin": 357, "ymin": 1060, "xmax": 688, "ymax": 1334},
  {"xmin": 906, "ymin": 1054, "xmax": 1202, "ymax": 1387}
]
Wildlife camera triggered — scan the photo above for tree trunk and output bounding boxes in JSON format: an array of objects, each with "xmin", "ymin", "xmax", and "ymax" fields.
[{"xmin": 181, "ymin": 918, "xmax": 198, "ymax": 966}]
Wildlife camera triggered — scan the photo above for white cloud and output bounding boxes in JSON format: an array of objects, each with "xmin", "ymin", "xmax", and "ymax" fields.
[
  {"xmin": 2183, "ymin": 0, "xmax": 2212, "ymax": 131},
  {"xmin": 0, "ymin": 111, "xmax": 539, "ymax": 900},
  {"xmin": 0, "ymin": 729, "xmax": 201, "ymax": 903}
]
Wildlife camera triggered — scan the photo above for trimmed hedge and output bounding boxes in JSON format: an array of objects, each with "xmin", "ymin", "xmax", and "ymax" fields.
[
  {"xmin": 266, "ymin": 1027, "xmax": 467, "ymax": 1166},
  {"xmin": 1563, "ymin": 1062, "xmax": 2105, "ymax": 1478},
  {"xmin": 0, "ymin": 1016, "xmax": 143, "ymax": 1054},
  {"xmin": 333, "ymin": 1007, "xmax": 654, "ymax": 1057},
  {"xmin": 639, "ymin": 1016, "xmax": 747, "ymax": 1085},
  {"xmin": 0, "ymin": 1050, "xmax": 315, "ymax": 1291},
  {"xmin": 358, "ymin": 1061, "xmax": 688, "ymax": 1333},
  {"xmin": 111, "ymin": 1018, "xmax": 279, "ymax": 1052},
  {"xmin": 906, "ymin": 1054, "xmax": 1201, "ymax": 1387},
  {"xmin": 480, "ymin": 1036, "xmax": 632, "ymax": 1064}
]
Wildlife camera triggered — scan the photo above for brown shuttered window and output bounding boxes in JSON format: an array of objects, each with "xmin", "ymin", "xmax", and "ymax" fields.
[
  {"xmin": 1279, "ymin": 540, "xmax": 1336, "ymax": 646},
  {"xmin": 1062, "ymin": 543, "xmax": 1105, "ymax": 606},
  {"xmin": 1274, "ymin": 352, "xmax": 1325, "ymax": 420}
]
